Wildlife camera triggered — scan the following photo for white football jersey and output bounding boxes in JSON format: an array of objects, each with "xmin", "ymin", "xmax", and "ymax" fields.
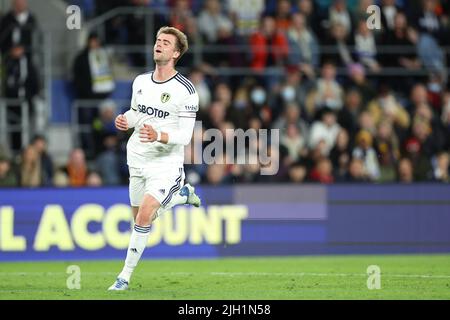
[{"xmin": 126, "ymin": 71, "xmax": 199, "ymax": 168}]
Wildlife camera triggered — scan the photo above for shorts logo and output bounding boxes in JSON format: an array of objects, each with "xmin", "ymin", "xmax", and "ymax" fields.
[
  {"xmin": 159, "ymin": 189, "xmax": 165, "ymax": 195},
  {"xmin": 161, "ymin": 93, "xmax": 171, "ymax": 103}
]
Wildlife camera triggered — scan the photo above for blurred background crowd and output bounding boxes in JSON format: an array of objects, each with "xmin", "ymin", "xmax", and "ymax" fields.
[{"xmin": 0, "ymin": 0, "xmax": 449, "ymax": 188}]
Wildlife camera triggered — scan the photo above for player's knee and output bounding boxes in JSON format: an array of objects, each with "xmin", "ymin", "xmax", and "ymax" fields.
[{"xmin": 135, "ymin": 195, "xmax": 160, "ymax": 225}]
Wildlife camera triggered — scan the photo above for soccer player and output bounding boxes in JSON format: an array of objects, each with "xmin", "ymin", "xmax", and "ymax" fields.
[{"xmin": 108, "ymin": 26, "xmax": 201, "ymax": 291}]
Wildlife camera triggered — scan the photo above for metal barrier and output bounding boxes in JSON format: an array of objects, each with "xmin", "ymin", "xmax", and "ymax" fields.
[
  {"xmin": 70, "ymin": 99, "xmax": 130, "ymax": 148},
  {"xmin": 0, "ymin": 99, "xmax": 31, "ymax": 151}
]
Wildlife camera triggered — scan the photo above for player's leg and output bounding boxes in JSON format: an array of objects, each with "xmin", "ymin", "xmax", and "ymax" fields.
[
  {"xmin": 132, "ymin": 207, "xmax": 139, "ymax": 221},
  {"xmin": 153, "ymin": 184, "xmax": 201, "ymax": 220},
  {"xmin": 109, "ymin": 168, "xmax": 147, "ymax": 290},
  {"xmin": 152, "ymin": 169, "xmax": 201, "ymax": 221},
  {"xmin": 110, "ymin": 195, "xmax": 159, "ymax": 290}
]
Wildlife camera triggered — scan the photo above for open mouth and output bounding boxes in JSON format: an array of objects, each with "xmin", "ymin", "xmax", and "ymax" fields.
[{"xmin": 155, "ymin": 49, "xmax": 162, "ymax": 53}]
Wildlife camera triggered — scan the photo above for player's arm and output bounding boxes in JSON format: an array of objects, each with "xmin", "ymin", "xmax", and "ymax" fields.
[
  {"xmin": 140, "ymin": 93, "xmax": 198, "ymax": 145},
  {"xmin": 115, "ymin": 79, "xmax": 139, "ymax": 131}
]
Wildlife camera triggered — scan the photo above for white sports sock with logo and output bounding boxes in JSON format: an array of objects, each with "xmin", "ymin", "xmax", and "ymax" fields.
[{"xmin": 118, "ymin": 224, "xmax": 151, "ymax": 282}]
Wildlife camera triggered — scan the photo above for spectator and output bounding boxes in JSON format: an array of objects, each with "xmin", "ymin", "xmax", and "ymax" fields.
[
  {"xmin": 203, "ymin": 100, "xmax": 227, "ymax": 130},
  {"xmin": 309, "ymin": 157, "xmax": 335, "ymax": 183},
  {"xmin": 330, "ymin": 128, "xmax": 352, "ymax": 180},
  {"xmin": 95, "ymin": 135, "xmax": 122, "ymax": 186},
  {"xmin": 397, "ymin": 157, "xmax": 414, "ymax": 183},
  {"xmin": 326, "ymin": 0, "xmax": 353, "ymax": 36},
  {"xmin": 352, "ymin": 129, "xmax": 380, "ymax": 181},
  {"xmin": 72, "ymin": 32, "xmax": 115, "ymax": 100},
  {"xmin": 416, "ymin": 33, "xmax": 447, "ymax": 81},
  {"xmin": 0, "ymin": 155, "xmax": 18, "ymax": 187},
  {"xmin": 273, "ymin": 0, "xmax": 293, "ymax": 32},
  {"xmin": 86, "ymin": 171, "xmax": 103, "ymax": 187},
  {"xmin": 273, "ymin": 102, "xmax": 309, "ymax": 141},
  {"xmin": 411, "ymin": 0, "xmax": 444, "ymax": 42},
  {"xmin": 433, "ymin": 152, "xmax": 449, "ymax": 183},
  {"xmin": 168, "ymin": 0, "xmax": 194, "ymax": 33},
  {"xmin": 402, "ymin": 136, "xmax": 432, "ymax": 181},
  {"xmin": 296, "ymin": 0, "xmax": 322, "ymax": 38},
  {"xmin": 20, "ymin": 145, "xmax": 41, "ymax": 187},
  {"xmin": 380, "ymin": 0, "xmax": 402, "ymax": 34},
  {"xmin": 197, "ymin": 0, "xmax": 233, "ymax": 44},
  {"xmin": 322, "ymin": 21, "xmax": 354, "ymax": 68},
  {"xmin": 249, "ymin": 16, "xmax": 289, "ymax": 72},
  {"xmin": 287, "ymin": 12, "xmax": 320, "ymax": 70},
  {"xmin": 358, "ymin": 110, "xmax": 377, "ymax": 136},
  {"xmin": 205, "ymin": 163, "xmax": 230, "ymax": 185},
  {"xmin": 366, "ymin": 86, "xmax": 410, "ymax": 133},
  {"xmin": 0, "ymin": 0, "xmax": 40, "ymax": 151},
  {"xmin": 374, "ymin": 121, "xmax": 400, "ymax": 182},
  {"xmin": 280, "ymin": 123, "xmax": 307, "ymax": 163},
  {"xmin": 30, "ymin": 135, "xmax": 54, "ymax": 186},
  {"xmin": 344, "ymin": 157, "xmax": 371, "ymax": 182},
  {"xmin": 92, "ymin": 99, "xmax": 118, "ymax": 155},
  {"xmin": 382, "ymin": 12, "xmax": 421, "ymax": 71},
  {"xmin": 227, "ymin": 0, "xmax": 265, "ymax": 36},
  {"xmin": 53, "ymin": 169, "xmax": 69, "ymax": 187},
  {"xmin": 189, "ymin": 68, "xmax": 211, "ymax": 111},
  {"xmin": 176, "ymin": 15, "xmax": 202, "ymax": 69},
  {"xmin": 0, "ymin": 0, "xmax": 40, "ymax": 100},
  {"xmin": 314, "ymin": 61, "xmax": 344, "ymax": 111},
  {"xmin": 308, "ymin": 108, "xmax": 341, "ymax": 156},
  {"xmin": 271, "ymin": 70, "xmax": 314, "ymax": 121},
  {"xmin": 287, "ymin": 160, "xmax": 308, "ymax": 183},
  {"xmin": 338, "ymin": 88, "xmax": 363, "ymax": 136},
  {"xmin": 354, "ymin": 19, "xmax": 381, "ymax": 73},
  {"xmin": 345, "ymin": 63, "xmax": 376, "ymax": 107},
  {"xmin": 442, "ymin": 92, "xmax": 450, "ymax": 150},
  {"xmin": 65, "ymin": 148, "xmax": 88, "ymax": 187}
]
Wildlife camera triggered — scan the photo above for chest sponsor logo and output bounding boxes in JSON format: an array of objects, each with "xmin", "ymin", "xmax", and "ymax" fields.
[{"xmin": 138, "ymin": 104, "xmax": 170, "ymax": 119}]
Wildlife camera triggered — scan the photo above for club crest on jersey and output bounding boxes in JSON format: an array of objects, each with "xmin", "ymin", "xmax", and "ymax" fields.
[{"xmin": 161, "ymin": 93, "xmax": 171, "ymax": 103}]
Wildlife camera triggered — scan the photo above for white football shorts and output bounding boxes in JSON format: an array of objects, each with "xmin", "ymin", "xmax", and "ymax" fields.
[{"xmin": 128, "ymin": 165, "xmax": 185, "ymax": 207}]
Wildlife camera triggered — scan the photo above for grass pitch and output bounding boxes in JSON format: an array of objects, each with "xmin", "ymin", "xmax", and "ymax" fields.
[{"xmin": 0, "ymin": 255, "xmax": 449, "ymax": 300}]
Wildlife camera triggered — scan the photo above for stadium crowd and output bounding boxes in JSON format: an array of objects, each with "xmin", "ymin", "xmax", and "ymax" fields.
[{"xmin": 1, "ymin": 0, "xmax": 450, "ymax": 187}]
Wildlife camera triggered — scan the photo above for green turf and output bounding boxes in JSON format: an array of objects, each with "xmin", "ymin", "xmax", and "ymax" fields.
[{"xmin": 1, "ymin": 255, "xmax": 450, "ymax": 300}]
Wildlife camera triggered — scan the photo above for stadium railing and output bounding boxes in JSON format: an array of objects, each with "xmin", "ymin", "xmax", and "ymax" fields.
[{"xmin": 0, "ymin": 99, "xmax": 31, "ymax": 150}]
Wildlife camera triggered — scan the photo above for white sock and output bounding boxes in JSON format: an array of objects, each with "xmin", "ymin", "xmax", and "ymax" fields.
[
  {"xmin": 154, "ymin": 189, "xmax": 188, "ymax": 220},
  {"xmin": 118, "ymin": 224, "xmax": 151, "ymax": 282}
]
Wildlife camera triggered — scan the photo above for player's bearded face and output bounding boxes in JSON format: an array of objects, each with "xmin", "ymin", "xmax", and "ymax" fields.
[{"xmin": 153, "ymin": 34, "xmax": 179, "ymax": 65}]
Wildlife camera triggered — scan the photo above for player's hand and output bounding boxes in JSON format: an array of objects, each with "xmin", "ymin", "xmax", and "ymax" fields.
[
  {"xmin": 139, "ymin": 124, "xmax": 157, "ymax": 143},
  {"xmin": 115, "ymin": 114, "xmax": 129, "ymax": 131}
]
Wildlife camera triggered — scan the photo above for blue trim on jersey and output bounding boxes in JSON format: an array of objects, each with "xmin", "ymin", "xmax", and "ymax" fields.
[
  {"xmin": 176, "ymin": 74, "xmax": 196, "ymax": 93},
  {"xmin": 151, "ymin": 71, "xmax": 179, "ymax": 84},
  {"xmin": 175, "ymin": 74, "xmax": 195, "ymax": 95},
  {"xmin": 161, "ymin": 168, "xmax": 183, "ymax": 207}
]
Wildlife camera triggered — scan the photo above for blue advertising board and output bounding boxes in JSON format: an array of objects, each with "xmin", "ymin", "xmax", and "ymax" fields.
[{"xmin": 1, "ymin": 185, "xmax": 449, "ymax": 261}]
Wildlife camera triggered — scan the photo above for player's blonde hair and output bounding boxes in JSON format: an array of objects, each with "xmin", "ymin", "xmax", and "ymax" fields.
[{"xmin": 156, "ymin": 26, "xmax": 189, "ymax": 64}]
